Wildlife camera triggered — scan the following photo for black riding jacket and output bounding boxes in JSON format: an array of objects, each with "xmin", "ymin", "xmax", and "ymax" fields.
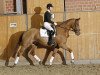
[{"xmin": 44, "ymin": 11, "xmax": 54, "ymax": 24}]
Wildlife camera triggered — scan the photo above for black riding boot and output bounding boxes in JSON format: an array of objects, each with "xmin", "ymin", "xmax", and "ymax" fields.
[{"xmin": 48, "ymin": 30, "xmax": 54, "ymax": 46}]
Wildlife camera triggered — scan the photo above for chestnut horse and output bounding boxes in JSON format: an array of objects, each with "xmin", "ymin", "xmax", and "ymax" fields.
[{"xmin": 12, "ymin": 18, "xmax": 80, "ymax": 67}]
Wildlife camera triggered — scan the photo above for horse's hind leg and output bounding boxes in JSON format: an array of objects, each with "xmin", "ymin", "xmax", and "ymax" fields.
[
  {"xmin": 12, "ymin": 46, "xmax": 26, "ymax": 67},
  {"xmin": 49, "ymin": 48, "xmax": 58, "ymax": 65},
  {"xmin": 42, "ymin": 49, "xmax": 51, "ymax": 65},
  {"xmin": 5, "ymin": 44, "xmax": 20, "ymax": 67},
  {"xmin": 30, "ymin": 44, "xmax": 41, "ymax": 65},
  {"xmin": 57, "ymin": 50, "xmax": 66, "ymax": 65},
  {"xmin": 23, "ymin": 46, "xmax": 34, "ymax": 66}
]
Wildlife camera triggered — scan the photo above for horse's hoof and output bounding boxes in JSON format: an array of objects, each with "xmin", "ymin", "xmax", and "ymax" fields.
[
  {"xmin": 5, "ymin": 65, "xmax": 8, "ymax": 67},
  {"xmin": 42, "ymin": 62, "xmax": 46, "ymax": 66},
  {"xmin": 30, "ymin": 64, "xmax": 35, "ymax": 66},
  {"xmin": 10, "ymin": 64, "xmax": 16, "ymax": 68},
  {"xmin": 50, "ymin": 63, "xmax": 52, "ymax": 66},
  {"xmin": 48, "ymin": 65, "xmax": 52, "ymax": 67},
  {"xmin": 39, "ymin": 61, "xmax": 42, "ymax": 65},
  {"xmin": 5, "ymin": 63, "xmax": 9, "ymax": 67},
  {"xmin": 62, "ymin": 61, "xmax": 66, "ymax": 65},
  {"xmin": 71, "ymin": 60, "xmax": 75, "ymax": 64}
]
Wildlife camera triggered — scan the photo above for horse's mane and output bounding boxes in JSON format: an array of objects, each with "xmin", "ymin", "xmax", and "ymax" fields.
[{"xmin": 56, "ymin": 18, "xmax": 75, "ymax": 27}]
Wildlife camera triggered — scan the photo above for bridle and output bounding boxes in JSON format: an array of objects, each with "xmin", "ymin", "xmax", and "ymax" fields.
[{"xmin": 71, "ymin": 20, "xmax": 80, "ymax": 33}]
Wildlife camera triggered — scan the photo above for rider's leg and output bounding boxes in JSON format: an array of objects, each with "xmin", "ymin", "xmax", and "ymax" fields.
[
  {"xmin": 44, "ymin": 22, "xmax": 54, "ymax": 31},
  {"xmin": 44, "ymin": 22, "xmax": 55, "ymax": 46}
]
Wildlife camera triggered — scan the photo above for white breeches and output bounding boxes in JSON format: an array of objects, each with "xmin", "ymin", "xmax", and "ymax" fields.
[{"xmin": 44, "ymin": 22, "xmax": 54, "ymax": 31}]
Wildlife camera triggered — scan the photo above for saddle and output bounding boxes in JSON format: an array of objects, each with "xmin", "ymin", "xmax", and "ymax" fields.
[
  {"xmin": 40, "ymin": 26, "xmax": 56, "ymax": 37},
  {"xmin": 40, "ymin": 25, "xmax": 57, "ymax": 46}
]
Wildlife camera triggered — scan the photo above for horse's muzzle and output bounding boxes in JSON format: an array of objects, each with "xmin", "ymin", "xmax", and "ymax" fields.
[{"xmin": 75, "ymin": 31, "xmax": 80, "ymax": 36}]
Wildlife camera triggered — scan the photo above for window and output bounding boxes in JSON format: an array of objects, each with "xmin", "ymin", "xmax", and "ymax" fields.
[
  {"xmin": 22, "ymin": 0, "xmax": 27, "ymax": 14},
  {"xmin": 13, "ymin": 0, "xmax": 27, "ymax": 14}
]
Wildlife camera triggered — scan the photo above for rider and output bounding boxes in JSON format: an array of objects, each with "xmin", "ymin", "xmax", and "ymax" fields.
[{"xmin": 44, "ymin": 3, "xmax": 57, "ymax": 46}]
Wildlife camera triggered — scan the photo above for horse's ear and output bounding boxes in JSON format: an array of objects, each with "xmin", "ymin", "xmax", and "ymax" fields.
[{"xmin": 76, "ymin": 18, "xmax": 80, "ymax": 21}]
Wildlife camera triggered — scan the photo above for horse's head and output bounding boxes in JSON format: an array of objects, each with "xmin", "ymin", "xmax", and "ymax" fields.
[
  {"xmin": 71, "ymin": 18, "xmax": 80, "ymax": 36},
  {"xmin": 56, "ymin": 18, "xmax": 80, "ymax": 36}
]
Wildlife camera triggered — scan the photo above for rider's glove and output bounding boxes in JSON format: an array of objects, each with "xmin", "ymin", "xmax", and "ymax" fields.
[
  {"xmin": 51, "ymin": 14, "xmax": 55, "ymax": 19},
  {"xmin": 54, "ymin": 22, "xmax": 57, "ymax": 25}
]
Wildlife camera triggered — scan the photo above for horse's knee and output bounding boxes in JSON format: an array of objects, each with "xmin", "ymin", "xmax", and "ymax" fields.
[
  {"xmin": 68, "ymin": 49, "xmax": 72, "ymax": 53},
  {"xmin": 30, "ymin": 50, "xmax": 35, "ymax": 56},
  {"xmin": 52, "ymin": 52, "xmax": 57, "ymax": 57},
  {"xmin": 30, "ymin": 45, "xmax": 36, "ymax": 56},
  {"xmin": 52, "ymin": 53, "xmax": 55, "ymax": 57},
  {"xmin": 20, "ymin": 50, "xmax": 24, "ymax": 54},
  {"xmin": 66, "ymin": 47, "xmax": 72, "ymax": 53}
]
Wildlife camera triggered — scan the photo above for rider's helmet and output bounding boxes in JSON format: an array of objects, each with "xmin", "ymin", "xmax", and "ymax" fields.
[{"xmin": 47, "ymin": 3, "xmax": 53, "ymax": 9}]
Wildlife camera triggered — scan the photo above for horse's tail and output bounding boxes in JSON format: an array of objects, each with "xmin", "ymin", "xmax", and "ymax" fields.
[
  {"xmin": 12, "ymin": 31, "xmax": 25, "ymax": 58},
  {"xmin": 0, "ymin": 31, "xmax": 25, "ymax": 60},
  {"xmin": 17, "ymin": 31, "xmax": 24, "ymax": 45}
]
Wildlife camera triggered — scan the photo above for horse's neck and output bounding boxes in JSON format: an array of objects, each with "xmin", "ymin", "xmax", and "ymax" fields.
[{"xmin": 56, "ymin": 27, "xmax": 69, "ymax": 38}]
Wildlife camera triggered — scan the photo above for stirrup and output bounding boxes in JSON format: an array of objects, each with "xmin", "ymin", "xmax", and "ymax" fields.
[
  {"xmin": 47, "ymin": 41, "xmax": 55, "ymax": 46},
  {"xmin": 50, "ymin": 30, "xmax": 54, "ymax": 35}
]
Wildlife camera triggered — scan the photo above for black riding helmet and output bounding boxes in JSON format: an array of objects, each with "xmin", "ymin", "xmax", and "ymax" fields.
[{"xmin": 47, "ymin": 3, "xmax": 53, "ymax": 9}]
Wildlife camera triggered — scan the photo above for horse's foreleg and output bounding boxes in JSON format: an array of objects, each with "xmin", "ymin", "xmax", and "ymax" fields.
[
  {"xmin": 30, "ymin": 44, "xmax": 41, "ymax": 64},
  {"xmin": 57, "ymin": 50, "xmax": 66, "ymax": 65},
  {"xmin": 49, "ymin": 49, "xmax": 58, "ymax": 65},
  {"xmin": 59, "ymin": 44, "xmax": 75, "ymax": 64},
  {"xmin": 66, "ymin": 47, "xmax": 74, "ymax": 63}
]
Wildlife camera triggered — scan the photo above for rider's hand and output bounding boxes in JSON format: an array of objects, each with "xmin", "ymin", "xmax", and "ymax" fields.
[
  {"xmin": 54, "ymin": 22, "xmax": 57, "ymax": 25},
  {"xmin": 51, "ymin": 14, "xmax": 55, "ymax": 19}
]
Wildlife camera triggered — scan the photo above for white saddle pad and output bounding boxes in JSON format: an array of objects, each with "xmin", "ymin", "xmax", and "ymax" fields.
[{"xmin": 40, "ymin": 28, "xmax": 55, "ymax": 37}]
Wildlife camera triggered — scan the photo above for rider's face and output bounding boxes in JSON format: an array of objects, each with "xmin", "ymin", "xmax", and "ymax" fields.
[{"xmin": 49, "ymin": 7, "xmax": 53, "ymax": 11}]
